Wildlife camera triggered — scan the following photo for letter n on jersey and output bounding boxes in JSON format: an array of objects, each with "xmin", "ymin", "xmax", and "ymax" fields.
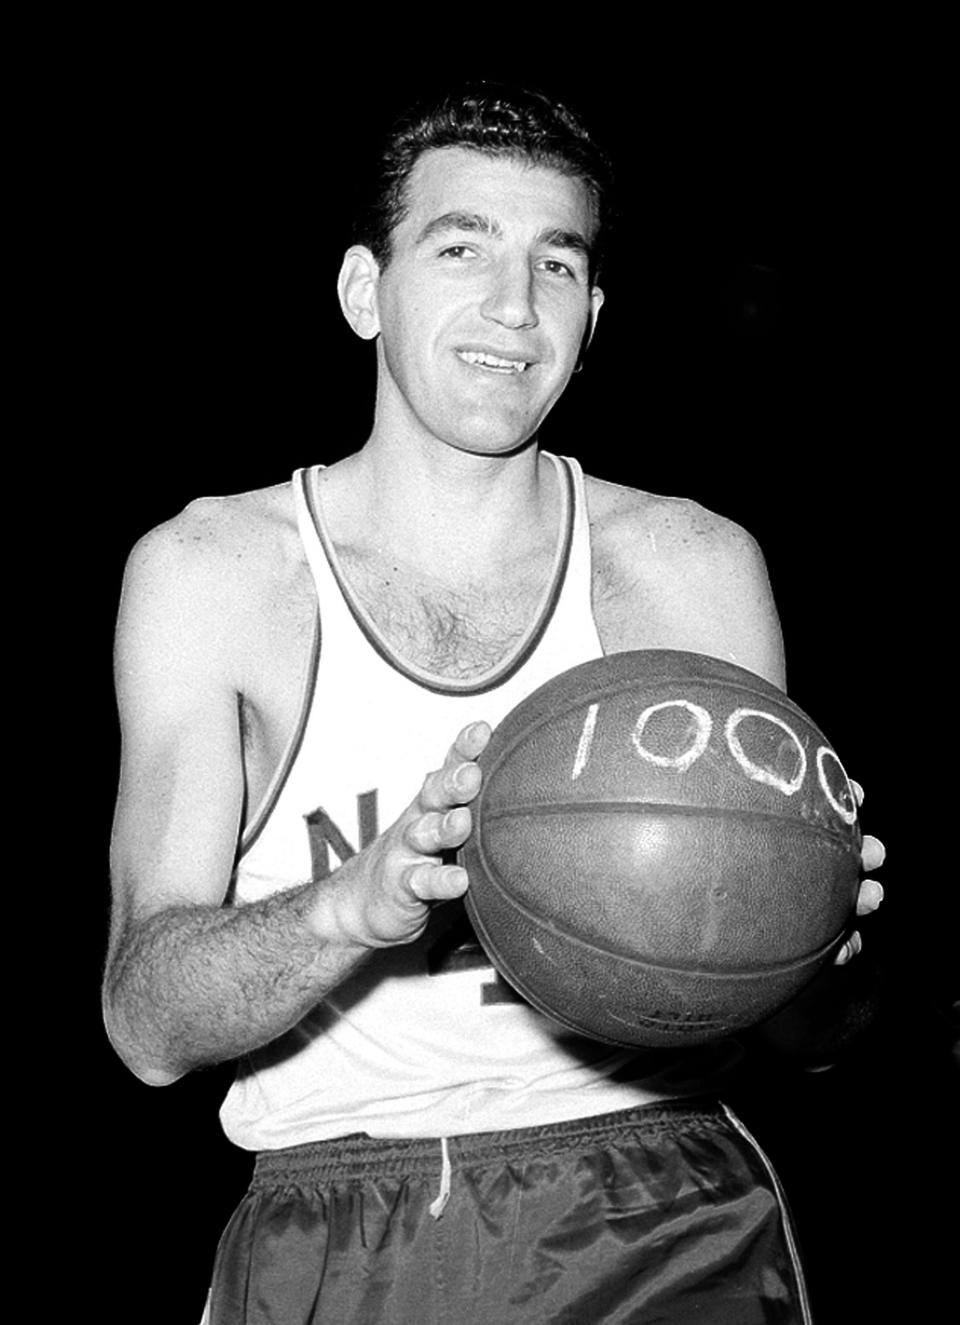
[{"xmin": 304, "ymin": 790, "xmax": 380, "ymax": 879}]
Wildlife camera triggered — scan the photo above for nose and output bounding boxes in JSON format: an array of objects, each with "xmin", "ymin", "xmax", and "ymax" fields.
[{"xmin": 480, "ymin": 256, "xmax": 539, "ymax": 331}]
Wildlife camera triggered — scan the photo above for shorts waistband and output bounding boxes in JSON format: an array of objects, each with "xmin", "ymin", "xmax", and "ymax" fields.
[{"xmin": 251, "ymin": 1097, "xmax": 727, "ymax": 1190}]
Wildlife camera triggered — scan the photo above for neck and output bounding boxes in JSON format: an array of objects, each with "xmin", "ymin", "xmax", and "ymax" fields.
[{"xmin": 332, "ymin": 434, "xmax": 556, "ymax": 582}]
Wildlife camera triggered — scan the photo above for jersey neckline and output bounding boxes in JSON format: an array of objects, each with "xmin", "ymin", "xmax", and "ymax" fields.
[{"xmin": 300, "ymin": 454, "xmax": 575, "ymax": 697}]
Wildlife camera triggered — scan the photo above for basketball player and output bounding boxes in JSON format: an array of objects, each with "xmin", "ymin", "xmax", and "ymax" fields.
[{"xmin": 103, "ymin": 83, "xmax": 884, "ymax": 1323}]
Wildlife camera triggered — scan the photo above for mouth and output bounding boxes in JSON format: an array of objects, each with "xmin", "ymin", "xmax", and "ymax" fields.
[{"xmin": 455, "ymin": 349, "xmax": 532, "ymax": 375}]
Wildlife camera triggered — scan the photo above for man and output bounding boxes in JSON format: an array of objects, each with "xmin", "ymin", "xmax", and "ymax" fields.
[{"xmin": 104, "ymin": 83, "xmax": 884, "ymax": 1322}]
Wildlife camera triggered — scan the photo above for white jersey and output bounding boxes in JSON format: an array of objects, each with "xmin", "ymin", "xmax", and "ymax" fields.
[{"xmin": 219, "ymin": 455, "xmax": 720, "ymax": 1151}]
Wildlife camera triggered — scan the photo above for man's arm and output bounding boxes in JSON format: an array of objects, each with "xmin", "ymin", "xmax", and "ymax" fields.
[
  {"xmin": 661, "ymin": 506, "xmax": 884, "ymax": 963},
  {"xmin": 677, "ymin": 510, "xmax": 885, "ymax": 962},
  {"xmin": 593, "ymin": 487, "xmax": 883, "ymax": 963},
  {"xmin": 103, "ymin": 517, "xmax": 488, "ymax": 1086}
]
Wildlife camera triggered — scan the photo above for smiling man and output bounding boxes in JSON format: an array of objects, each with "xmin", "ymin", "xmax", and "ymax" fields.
[
  {"xmin": 343, "ymin": 148, "xmax": 603, "ymax": 461},
  {"xmin": 103, "ymin": 83, "xmax": 883, "ymax": 1324}
]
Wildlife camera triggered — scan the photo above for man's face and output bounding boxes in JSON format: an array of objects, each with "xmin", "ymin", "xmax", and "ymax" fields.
[{"xmin": 369, "ymin": 147, "xmax": 604, "ymax": 457}]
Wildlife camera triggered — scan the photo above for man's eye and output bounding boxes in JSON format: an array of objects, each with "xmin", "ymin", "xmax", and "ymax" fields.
[
  {"xmin": 439, "ymin": 245, "xmax": 475, "ymax": 260},
  {"xmin": 539, "ymin": 259, "xmax": 575, "ymax": 279}
]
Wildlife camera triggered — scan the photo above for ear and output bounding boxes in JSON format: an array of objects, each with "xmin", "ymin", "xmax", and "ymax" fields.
[
  {"xmin": 337, "ymin": 246, "xmax": 381, "ymax": 340},
  {"xmin": 586, "ymin": 284, "xmax": 605, "ymax": 349},
  {"xmin": 572, "ymin": 286, "xmax": 605, "ymax": 373}
]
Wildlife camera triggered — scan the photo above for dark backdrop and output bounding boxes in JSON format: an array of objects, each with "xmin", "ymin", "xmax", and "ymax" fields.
[{"xmin": 67, "ymin": 44, "xmax": 954, "ymax": 1324}]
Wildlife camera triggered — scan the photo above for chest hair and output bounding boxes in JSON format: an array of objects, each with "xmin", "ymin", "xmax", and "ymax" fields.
[{"xmin": 341, "ymin": 551, "xmax": 548, "ymax": 680}]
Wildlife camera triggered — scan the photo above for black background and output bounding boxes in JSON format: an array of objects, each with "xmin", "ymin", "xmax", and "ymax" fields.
[{"xmin": 58, "ymin": 30, "xmax": 954, "ymax": 1324}]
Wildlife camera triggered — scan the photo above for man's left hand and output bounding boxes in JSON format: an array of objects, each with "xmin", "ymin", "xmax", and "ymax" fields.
[{"xmin": 835, "ymin": 781, "xmax": 885, "ymax": 965}]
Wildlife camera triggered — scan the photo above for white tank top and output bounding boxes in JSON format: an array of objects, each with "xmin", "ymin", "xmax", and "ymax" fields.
[{"xmin": 219, "ymin": 455, "xmax": 712, "ymax": 1151}]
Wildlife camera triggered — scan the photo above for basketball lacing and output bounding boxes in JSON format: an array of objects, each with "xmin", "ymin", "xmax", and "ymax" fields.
[{"xmin": 429, "ymin": 1137, "xmax": 452, "ymax": 1219}]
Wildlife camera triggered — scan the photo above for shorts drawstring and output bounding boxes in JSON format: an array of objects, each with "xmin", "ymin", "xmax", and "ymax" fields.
[{"xmin": 429, "ymin": 1137, "xmax": 452, "ymax": 1219}]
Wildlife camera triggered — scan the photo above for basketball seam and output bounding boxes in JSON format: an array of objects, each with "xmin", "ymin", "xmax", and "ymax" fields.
[
  {"xmin": 478, "ymin": 799, "xmax": 858, "ymax": 843},
  {"xmin": 464, "ymin": 881, "xmax": 847, "ymax": 977},
  {"xmin": 465, "ymin": 900, "xmax": 804, "ymax": 1039}
]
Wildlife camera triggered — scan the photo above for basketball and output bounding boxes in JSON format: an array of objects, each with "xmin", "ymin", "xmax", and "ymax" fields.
[{"xmin": 461, "ymin": 650, "xmax": 862, "ymax": 1048}]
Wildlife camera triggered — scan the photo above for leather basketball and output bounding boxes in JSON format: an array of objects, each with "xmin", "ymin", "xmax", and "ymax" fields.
[{"xmin": 461, "ymin": 650, "xmax": 862, "ymax": 1048}]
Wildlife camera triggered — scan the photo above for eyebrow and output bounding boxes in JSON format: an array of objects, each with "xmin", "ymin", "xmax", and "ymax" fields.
[
  {"xmin": 415, "ymin": 212, "xmax": 502, "ymax": 244},
  {"xmin": 415, "ymin": 211, "xmax": 592, "ymax": 263},
  {"xmin": 537, "ymin": 227, "xmax": 592, "ymax": 262}
]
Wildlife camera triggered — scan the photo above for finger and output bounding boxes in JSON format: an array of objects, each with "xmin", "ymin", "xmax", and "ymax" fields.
[
  {"xmin": 420, "ymin": 723, "xmax": 490, "ymax": 812},
  {"xmin": 856, "ymin": 878, "xmax": 884, "ymax": 916},
  {"xmin": 861, "ymin": 834, "xmax": 886, "ymax": 872},
  {"xmin": 405, "ymin": 806, "xmax": 472, "ymax": 855},
  {"xmin": 419, "ymin": 760, "xmax": 481, "ymax": 814},
  {"xmin": 406, "ymin": 861, "xmax": 470, "ymax": 903},
  {"xmin": 454, "ymin": 720, "xmax": 492, "ymax": 761},
  {"xmin": 834, "ymin": 929, "xmax": 862, "ymax": 965}
]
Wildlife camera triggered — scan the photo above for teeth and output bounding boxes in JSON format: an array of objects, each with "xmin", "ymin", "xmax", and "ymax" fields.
[{"xmin": 457, "ymin": 350, "xmax": 528, "ymax": 372}]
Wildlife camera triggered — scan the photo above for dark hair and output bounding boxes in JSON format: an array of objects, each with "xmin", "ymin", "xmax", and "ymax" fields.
[{"xmin": 354, "ymin": 80, "xmax": 614, "ymax": 281}]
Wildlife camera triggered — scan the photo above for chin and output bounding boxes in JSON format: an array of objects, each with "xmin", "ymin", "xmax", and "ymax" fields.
[
  {"xmin": 444, "ymin": 427, "xmax": 539, "ymax": 458},
  {"xmin": 437, "ymin": 405, "xmax": 549, "ymax": 457}
]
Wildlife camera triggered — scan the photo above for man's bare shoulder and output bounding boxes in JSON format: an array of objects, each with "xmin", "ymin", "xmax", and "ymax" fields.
[
  {"xmin": 581, "ymin": 471, "xmax": 784, "ymax": 684},
  {"xmin": 115, "ymin": 480, "xmax": 316, "ymax": 693},
  {"xmin": 122, "ymin": 481, "xmax": 303, "ymax": 609},
  {"xmin": 583, "ymin": 473, "xmax": 763, "ymax": 587}
]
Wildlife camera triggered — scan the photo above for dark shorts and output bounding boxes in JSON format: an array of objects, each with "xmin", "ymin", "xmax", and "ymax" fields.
[{"xmin": 207, "ymin": 1099, "xmax": 812, "ymax": 1324}]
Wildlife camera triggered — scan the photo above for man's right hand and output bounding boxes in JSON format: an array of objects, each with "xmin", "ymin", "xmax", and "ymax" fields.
[
  {"xmin": 106, "ymin": 507, "xmax": 493, "ymax": 1080},
  {"xmin": 322, "ymin": 721, "xmax": 492, "ymax": 949}
]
